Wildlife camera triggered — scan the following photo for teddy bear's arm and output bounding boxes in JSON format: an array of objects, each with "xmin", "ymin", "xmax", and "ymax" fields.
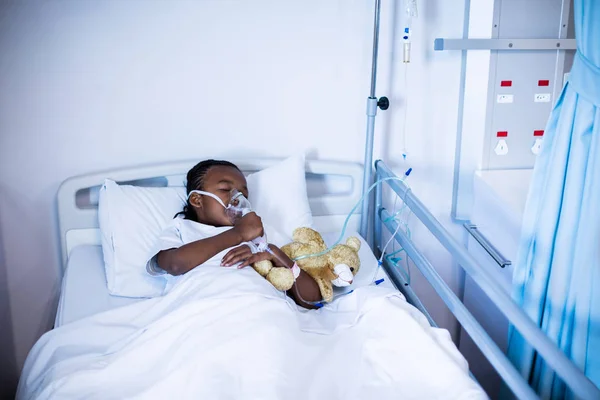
[{"xmin": 313, "ymin": 277, "xmax": 334, "ymax": 303}]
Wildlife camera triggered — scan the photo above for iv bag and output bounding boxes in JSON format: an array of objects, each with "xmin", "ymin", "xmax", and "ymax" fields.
[
  {"xmin": 405, "ymin": 0, "xmax": 418, "ymax": 28},
  {"xmin": 405, "ymin": 0, "xmax": 418, "ymax": 18}
]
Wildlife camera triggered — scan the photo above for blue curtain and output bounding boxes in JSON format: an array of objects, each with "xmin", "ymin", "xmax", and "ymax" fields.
[{"xmin": 506, "ymin": 0, "xmax": 600, "ymax": 398}]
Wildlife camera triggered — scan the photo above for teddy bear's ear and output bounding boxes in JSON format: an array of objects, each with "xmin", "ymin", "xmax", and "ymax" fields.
[{"xmin": 345, "ymin": 237, "xmax": 361, "ymax": 252}]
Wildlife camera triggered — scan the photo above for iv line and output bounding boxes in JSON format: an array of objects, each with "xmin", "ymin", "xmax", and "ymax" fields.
[
  {"xmin": 401, "ymin": 65, "xmax": 409, "ymax": 159},
  {"xmin": 292, "ymin": 171, "xmax": 413, "ymax": 262}
]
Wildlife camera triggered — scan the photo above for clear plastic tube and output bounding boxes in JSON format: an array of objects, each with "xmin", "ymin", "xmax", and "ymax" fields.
[
  {"xmin": 292, "ymin": 174, "xmax": 411, "ymax": 262},
  {"xmin": 403, "ymin": 42, "xmax": 411, "ymax": 64},
  {"xmin": 401, "ymin": 65, "xmax": 409, "ymax": 158}
]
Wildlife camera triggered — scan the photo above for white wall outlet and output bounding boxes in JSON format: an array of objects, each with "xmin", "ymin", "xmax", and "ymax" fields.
[
  {"xmin": 494, "ymin": 139, "xmax": 509, "ymax": 156},
  {"xmin": 534, "ymin": 93, "xmax": 551, "ymax": 103},
  {"xmin": 531, "ymin": 138, "xmax": 543, "ymax": 155},
  {"xmin": 497, "ymin": 94, "xmax": 514, "ymax": 104}
]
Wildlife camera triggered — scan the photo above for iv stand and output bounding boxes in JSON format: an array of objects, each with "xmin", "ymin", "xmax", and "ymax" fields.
[{"xmin": 359, "ymin": 0, "xmax": 389, "ymax": 245}]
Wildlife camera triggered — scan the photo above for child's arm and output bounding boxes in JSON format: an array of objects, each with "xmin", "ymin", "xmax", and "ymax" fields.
[
  {"xmin": 156, "ymin": 213, "xmax": 264, "ymax": 276},
  {"xmin": 225, "ymin": 244, "xmax": 322, "ymax": 309},
  {"xmin": 288, "ymin": 269, "xmax": 323, "ymax": 310},
  {"xmin": 268, "ymin": 246, "xmax": 322, "ymax": 309}
]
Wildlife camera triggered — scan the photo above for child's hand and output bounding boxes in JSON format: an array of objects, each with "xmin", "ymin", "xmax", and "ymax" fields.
[
  {"xmin": 237, "ymin": 252, "xmax": 275, "ymax": 269},
  {"xmin": 221, "ymin": 245, "xmax": 253, "ymax": 267},
  {"xmin": 237, "ymin": 244, "xmax": 292, "ymax": 269},
  {"xmin": 232, "ymin": 212, "xmax": 264, "ymax": 242}
]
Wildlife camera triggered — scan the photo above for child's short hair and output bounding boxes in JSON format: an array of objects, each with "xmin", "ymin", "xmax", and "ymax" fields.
[{"xmin": 176, "ymin": 159, "xmax": 241, "ymax": 220}]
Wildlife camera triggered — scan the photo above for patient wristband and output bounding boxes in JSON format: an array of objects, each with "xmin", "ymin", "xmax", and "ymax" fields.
[{"xmin": 290, "ymin": 262, "xmax": 301, "ymax": 279}]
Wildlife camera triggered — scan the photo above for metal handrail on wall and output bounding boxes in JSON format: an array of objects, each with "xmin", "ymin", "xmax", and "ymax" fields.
[{"xmin": 374, "ymin": 160, "xmax": 600, "ymax": 400}]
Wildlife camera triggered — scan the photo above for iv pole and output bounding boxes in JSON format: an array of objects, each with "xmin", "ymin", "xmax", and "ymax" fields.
[{"xmin": 359, "ymin": 0, "xmax": 389, "ymax": 245}]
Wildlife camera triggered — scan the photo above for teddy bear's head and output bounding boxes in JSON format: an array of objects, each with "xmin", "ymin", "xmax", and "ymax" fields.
[{"xmin": 325, "ymin": 237, "xmax": 361, "ymax": 287}]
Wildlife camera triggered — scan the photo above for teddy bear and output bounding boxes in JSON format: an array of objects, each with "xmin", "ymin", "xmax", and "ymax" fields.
[
  {"xmin": 249, "ymin": 227, "xmax": 362, "ymax": 303},
  {"xmin": 280, "ymin": 227, "xmax": 361, "ymax": 303}
]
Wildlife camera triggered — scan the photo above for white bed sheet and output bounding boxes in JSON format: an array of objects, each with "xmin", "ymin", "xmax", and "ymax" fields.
[
  {"xmin": 55, "ymin": 231, "xmax": 393, "ymax": 327},
  {"xmin": 22, "ymin": 252, "xmax": 486, "ymax": 399}
]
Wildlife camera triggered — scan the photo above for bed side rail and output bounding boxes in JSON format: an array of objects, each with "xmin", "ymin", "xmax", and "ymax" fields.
[{"xmin": 374, "ymin": 160, "xmax": 600, "ymax": 400}]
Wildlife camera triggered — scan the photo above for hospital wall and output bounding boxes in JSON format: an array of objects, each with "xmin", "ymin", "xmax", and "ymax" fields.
[{"xmin": 0, "ymin": 0, "xmax": 471, "ymax": 383}]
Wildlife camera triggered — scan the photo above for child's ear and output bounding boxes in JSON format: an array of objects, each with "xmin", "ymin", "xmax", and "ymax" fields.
[{"xmin": 189, "ymin": 193, "xmax": 203, "ymax": 208}]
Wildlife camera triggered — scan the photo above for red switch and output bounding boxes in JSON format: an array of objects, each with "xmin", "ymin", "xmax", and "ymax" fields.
[
  {"xmin": 501, "ymin": 80, "xmax": 512, "ymax": 87},
  {"xmin": 538, "ymin": 80, "xmax": 550, "ymax": 87},
  {"xmin": 534, "ymin": 130, "xmax": 544, "ymax": 136},
  {"xmin": 497, "ymin": 131, "xmax": 508, "ymax": 137}
]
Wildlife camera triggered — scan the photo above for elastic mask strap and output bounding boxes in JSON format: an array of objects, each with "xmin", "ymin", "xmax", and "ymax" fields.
[{"xmin": 188, "ymin": 190, "xmax": 227, "ymax": 209}]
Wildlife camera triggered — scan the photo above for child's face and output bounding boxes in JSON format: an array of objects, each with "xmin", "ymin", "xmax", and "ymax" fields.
[{"xmin": 189, "ymin": 166, "xmax": 248, "ymax": 226}]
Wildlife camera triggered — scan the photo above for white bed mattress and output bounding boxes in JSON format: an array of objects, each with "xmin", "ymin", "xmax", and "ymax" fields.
[
  {"xmin": 55, "ymin": 245, "xmax": 141, "ymax": 327},
  {"xmin": 55, "ymin": 231, "xmax": 393, "ymax": 327}
]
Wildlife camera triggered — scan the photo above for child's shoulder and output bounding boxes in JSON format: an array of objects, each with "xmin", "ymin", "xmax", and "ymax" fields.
[
  {"xmin": 172, "ymin": 218, "xmax": 232, "ymax": 245},
  {"xmin": 159, "ymin": 216, "xmax": 198, "ymax": 235},
  {"xmin": 173, "ymin": 217, "xmax": 230, "ymax": 237}
]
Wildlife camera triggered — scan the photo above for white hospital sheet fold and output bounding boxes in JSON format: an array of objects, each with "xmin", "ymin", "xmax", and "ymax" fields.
[{"xmin": 18, "ymin": 263, "xmax": 486, "ymax": 400}]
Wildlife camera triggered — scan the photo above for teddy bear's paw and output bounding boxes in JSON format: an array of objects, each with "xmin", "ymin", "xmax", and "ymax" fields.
[
  {"xmin": 320, "ymin": 286, "xmax": 334, "ymax": 303},
  {"xmin": 266, "ymin": 267, "xmax": 295, "ymax": 291},
  {"xmin": 253, "ymin": 260, "xmax": 273, "ymax": 277}
]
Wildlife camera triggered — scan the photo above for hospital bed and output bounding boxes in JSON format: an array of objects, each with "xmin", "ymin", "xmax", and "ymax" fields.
[
  {"xmin": 20, "ymin": 159, "xmax": 596, "ymax": 398},
  {"xmin": 18, "ymin": 157, "xmax": 490, "ymax": 399},
  {"xmin": 17, "ymin": 156, "xmax": 599, "ymax": 400}
]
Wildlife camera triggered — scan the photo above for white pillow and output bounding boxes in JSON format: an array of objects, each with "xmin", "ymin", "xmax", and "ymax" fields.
[
  {"xmin": 247, "ymin": 154, "xmax": 313, "ymax": 238},
  {"xmin": 98, "ymin": 155, "xmax": 313, "ymax": 298},
  {"xmin": 98, "ymin": 181, "xmax": 186, "ymax": 297}
]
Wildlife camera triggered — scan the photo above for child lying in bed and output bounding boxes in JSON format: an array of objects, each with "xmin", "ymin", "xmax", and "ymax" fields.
[{"xmin": 145, "ymin": 159, "xmax": 322, "ymax": 308}]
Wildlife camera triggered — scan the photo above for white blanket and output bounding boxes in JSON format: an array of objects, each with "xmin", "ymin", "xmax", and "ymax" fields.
[{"xmin": 17, "ymin": 264, "xmax": 487, "ymax": 400}]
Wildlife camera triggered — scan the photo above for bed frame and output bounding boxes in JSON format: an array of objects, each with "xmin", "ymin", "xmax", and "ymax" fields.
[{"xmin": 372, "ymin": 161, "xmax": 599, "ymax": 400}]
